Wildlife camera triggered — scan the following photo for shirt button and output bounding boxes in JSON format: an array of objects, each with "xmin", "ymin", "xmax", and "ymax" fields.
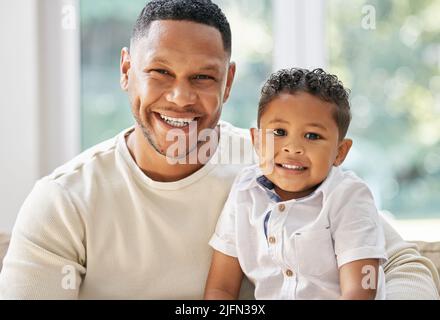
[
  {"xmin": 286, "ymin": 269, "xmax": 294, "ymax": 277},
  {"xmin": 268, "ymin": 236, "xmax": 276, "ymax": 244},
  {"xmin": 278, "ymin": 204, "xmax": 286, "ymax": 212}
]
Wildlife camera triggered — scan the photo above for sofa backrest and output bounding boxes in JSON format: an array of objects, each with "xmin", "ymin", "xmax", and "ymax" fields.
[{"xmin": 0, "ymin": 233, "xmax": 10, "ymax": 271}]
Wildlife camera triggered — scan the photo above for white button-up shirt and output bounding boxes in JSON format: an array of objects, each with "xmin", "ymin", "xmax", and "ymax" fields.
[{"xmin": 209, "ymin": 165, "xmax": 387, "ymax": 299}]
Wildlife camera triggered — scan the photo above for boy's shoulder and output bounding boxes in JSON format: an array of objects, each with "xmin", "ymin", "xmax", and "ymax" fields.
[
  {"xmin": 322, "ymin": 167, "xmax": 377, "ymax": 208},
  {"xmin": 330, "ymin": 167, "xmax": 371, "ymax": 192}
]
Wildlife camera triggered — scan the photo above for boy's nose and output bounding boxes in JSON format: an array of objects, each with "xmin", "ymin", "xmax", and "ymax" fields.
[{"xmin": 282, "ymin": 141, "xmax": 305, "ymax": 155}]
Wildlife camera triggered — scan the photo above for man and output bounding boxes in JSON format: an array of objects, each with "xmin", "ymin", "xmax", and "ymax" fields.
[{"xmin": 0, "ymin": 0, "xmax": 438, "ymax": 299}]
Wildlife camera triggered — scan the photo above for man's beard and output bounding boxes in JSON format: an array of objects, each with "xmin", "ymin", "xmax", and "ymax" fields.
[
  {"xmin": 133, "ymin": 113, "xmax": 219, "ymax": 160},
  {"xmin": 134, "ymin": 114, "xmax": 168, "ymax": 156}
]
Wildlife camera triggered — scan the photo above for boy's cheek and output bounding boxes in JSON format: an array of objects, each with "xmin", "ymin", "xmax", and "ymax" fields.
[{"xmin": 259, "ymin": 156, "xmax": 275, "ymax": 175}]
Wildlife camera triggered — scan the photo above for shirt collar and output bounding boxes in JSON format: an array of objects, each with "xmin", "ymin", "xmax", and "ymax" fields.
[{"xmin": 239, "ymin": 165, "xmax": 343, "ymax": 203}]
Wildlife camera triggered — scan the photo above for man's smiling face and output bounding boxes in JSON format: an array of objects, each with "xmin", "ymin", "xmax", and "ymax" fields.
[{"xmin": 120, "ymin": 20, "xmax": 235, "ymax": 157}]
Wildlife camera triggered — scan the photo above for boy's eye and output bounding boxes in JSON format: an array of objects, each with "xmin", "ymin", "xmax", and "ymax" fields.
[
  {"xmin": 273, "ymin": 129, "xmax": 287, "ymax": 136},
  {"xmin": 305, "ymin": 132, "xmax": 321, "ymax": 140}
]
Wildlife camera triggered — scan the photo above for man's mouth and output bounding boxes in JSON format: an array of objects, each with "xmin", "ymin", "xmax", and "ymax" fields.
[{"xmin": 157, "ymin": 113, "xmax": 200, "ymax": 128}]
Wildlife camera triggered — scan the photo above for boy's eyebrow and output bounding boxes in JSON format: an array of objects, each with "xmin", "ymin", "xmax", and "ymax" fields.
[
  {"xmin": 267, "ymin": 119, "xmax": 328, "ymax": 131},
  {"xmin": 306, "ymin": 123, "xmax": 328, "ymax": 131},
  {"xmin": 267, "ymin": 118, "xmax": 290, "ymax": 125}
]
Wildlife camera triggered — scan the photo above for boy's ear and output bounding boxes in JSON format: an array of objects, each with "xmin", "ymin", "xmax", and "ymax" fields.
[
  {"xmin": 334, "ymin": 139, "xmax": 353, "ymax": 167},
  {"xmin": 250, "ymin": 128, "xmax": 261, "ymax": 156}
]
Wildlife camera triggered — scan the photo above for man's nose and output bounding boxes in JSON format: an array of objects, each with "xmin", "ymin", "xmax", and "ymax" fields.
[
  {"xmin": 282, "ymin": 138, "xmax": 305, "ymax": 155},
  {"xmin": 165, "ymin": 80, "xmax": 197, "ymax": 107}
]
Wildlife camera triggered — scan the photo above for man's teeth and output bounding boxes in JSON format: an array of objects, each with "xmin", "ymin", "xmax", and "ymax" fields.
[
  {"xmin": 281, "ymin": 164, "xmax": 306, "ymax": 170},
  {"xmin": 160, "ymin": 114, "xmax": 196, "ymax": 127}
]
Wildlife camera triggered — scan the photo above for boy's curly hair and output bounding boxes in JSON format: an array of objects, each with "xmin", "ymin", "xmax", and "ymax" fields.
[{"xmin": 258, "ymin": 68, "xmax": 351, "ymax": 139}]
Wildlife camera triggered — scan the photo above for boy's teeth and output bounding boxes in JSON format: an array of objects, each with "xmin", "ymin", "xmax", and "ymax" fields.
[
  {"xmin": 281, "ymin": 164, "xmax": 306, "ymax": 170},
  {"xmin": 159, "ymin": 114, "xmax": 196, "ymax": 127}
]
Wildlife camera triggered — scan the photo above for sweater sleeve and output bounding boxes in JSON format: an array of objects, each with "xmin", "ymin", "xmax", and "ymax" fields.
[
  {"xmin": 0, "ymin": 178, "xmax": 86, "ymax": 299},
  {"xmin": 380, "ymin": 216, "xmax": 440, "ymax": 300}
]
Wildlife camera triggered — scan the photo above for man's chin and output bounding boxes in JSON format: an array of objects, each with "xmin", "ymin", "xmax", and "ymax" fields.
[
  {"xmin": 141, "ymin": 130, "xmax": 199, "ymax": 160},
  {"xmin": 137, "ymin": 116, "xmax": 220, "ymax": 162}
]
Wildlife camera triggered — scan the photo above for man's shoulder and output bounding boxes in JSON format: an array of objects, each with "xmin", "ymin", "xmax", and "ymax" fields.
[
  {"xmin": 217, "ymin": 121, "xmax": 255, "ymax": 166},
  {"xmin": 219, "ymin": 120, "xmax": 251, "ymax": 141},
  {"xmin": 44, "ymin": 128, "xmax": 130, "ymax": 191}
]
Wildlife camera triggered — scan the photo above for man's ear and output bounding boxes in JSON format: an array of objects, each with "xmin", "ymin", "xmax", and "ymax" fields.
[
  {"xmin": 120, "ymin": 47, "xmax": 131, "ymax": 91},
  {"xmin": 223, "ymin": 62, "xmax": 236, "ymax": 103},
  {"xmin": 334, "ymin": 139, "xmax": 353, "ymax": 166}
]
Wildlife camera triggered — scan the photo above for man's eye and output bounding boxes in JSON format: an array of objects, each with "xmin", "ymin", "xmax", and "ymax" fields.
[
  {"xmin": 305, "ymin": 132, "xmax": 321, "ymax": 140},
  {"xmin": 193, "ymin": 74, "xmax": 213, "ymax": 80},
  {"xmin": 151, "ymin": 69, "xmax": 170, "ymax": 75},
  {"xmin": 273, "ymin": 129, "xmax": 287, "ymax": 136}
]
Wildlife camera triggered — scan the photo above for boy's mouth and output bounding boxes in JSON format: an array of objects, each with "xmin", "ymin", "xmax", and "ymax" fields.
[{"xmin": 275, "ymin": 162, "xmax": 308, "ymax": 172}]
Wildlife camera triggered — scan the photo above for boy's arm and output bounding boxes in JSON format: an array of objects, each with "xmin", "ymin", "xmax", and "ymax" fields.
[
  {"xmin": 204, "ymin": 250, "xmax": 244, "ymax": 300},
  {"xmin": 339, "ymin": 259, "xmax": 379, "ymax": 300}
]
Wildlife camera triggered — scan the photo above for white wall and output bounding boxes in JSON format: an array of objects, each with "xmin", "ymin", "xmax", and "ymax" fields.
[{"xmin": 0, "ymin": 0, "xmax": 80, "ymax": 233}]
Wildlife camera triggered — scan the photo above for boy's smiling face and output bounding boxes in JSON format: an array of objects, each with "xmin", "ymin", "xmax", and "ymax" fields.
[{"xmin": 251, "ymin": 92, "xmax": 352, "ymax": 201}]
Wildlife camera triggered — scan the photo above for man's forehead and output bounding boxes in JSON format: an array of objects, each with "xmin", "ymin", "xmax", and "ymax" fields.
[
  {"xmin": 133, "ymin": 46, "xmax": 227, "ymax": 72},
  {"xmin": 132, "ymin": 32, "xmax": 228, "ymax": 70}
]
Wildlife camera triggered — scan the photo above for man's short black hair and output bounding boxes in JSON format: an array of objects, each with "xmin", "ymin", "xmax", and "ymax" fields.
[
  {"xmin": 258, "ymin": 68, "xmax": 352, "ymax": 139},
  {"xmin": 131, "ymin": 0, "xmax": 231, "ymax": 55}
]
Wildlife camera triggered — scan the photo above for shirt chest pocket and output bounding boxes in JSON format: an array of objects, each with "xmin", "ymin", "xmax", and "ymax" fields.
[{"xmin": 294, "ymin": 228, "xmax": 338, "ymax": 277}]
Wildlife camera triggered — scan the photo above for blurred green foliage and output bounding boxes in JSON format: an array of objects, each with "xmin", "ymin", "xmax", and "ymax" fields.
[{"xmin": 328, "ymin": 0, "xmax": 440, "ymax": 218}]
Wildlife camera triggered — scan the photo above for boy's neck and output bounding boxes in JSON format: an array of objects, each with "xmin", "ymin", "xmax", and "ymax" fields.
[{"xmin": 273, "ymin": 181, "xmax": 323, "ymax": 202}]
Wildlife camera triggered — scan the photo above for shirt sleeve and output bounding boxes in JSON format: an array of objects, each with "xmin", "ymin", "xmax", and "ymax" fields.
[
  {"xmin": 329, "ymin": 180, "xmax": 388, "ymax": 268},
  {"xmin": 0, "ymin": 179, "xmax": 86, "ymax": 299},
  {"xmin": 208, "ymin": 178, "xmax": 241, "ymax": 258}
]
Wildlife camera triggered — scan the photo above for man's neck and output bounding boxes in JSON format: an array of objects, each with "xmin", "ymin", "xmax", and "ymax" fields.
[{"xmin": 125, "ymin": 125, "xmax": 220, "ymax": 182}]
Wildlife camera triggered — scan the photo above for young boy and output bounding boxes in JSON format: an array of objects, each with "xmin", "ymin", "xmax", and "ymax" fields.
[{"xmin": 204, "ymin": 68, "xmax": 387, "ymax": 300}]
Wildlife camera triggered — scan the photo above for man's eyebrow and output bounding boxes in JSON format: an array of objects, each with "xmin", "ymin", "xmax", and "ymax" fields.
[
  {"xmin": 144, "ymin": 58, "xmax": 221, "ymax": 73},
  {"xmin": 198, "ymin": 64, "xmax": 222, "ymax": 72},
  {"xmin": 148, "ymin": 57, "xmax": 170, "ymax": 65}
]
